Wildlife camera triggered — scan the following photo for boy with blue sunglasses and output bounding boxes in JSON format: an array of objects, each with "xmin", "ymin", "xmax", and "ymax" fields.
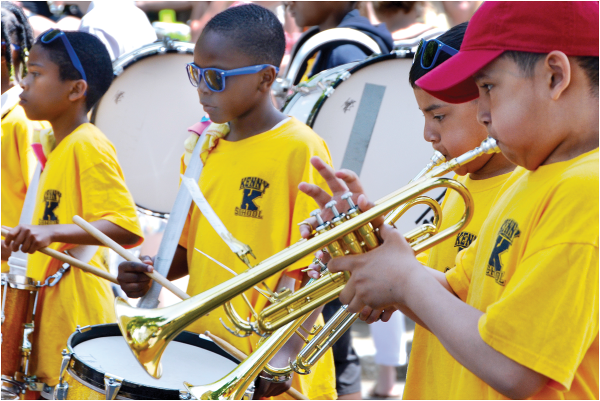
[
  {"xmin": 4, "ymin": 29, "xmax": 143, "ymax": 392},
  {"xmin": 298, "ymin": 22, "xmax": 515, "ymax": 400},
  {"xmin": 117, "ymin": 4, "xmax": 336, "ymax": 400}
]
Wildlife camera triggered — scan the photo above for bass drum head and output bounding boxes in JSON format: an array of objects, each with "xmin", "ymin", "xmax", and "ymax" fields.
[
  {"xmin": 66, "ymin": 324, "xmax": 238, "ymax": 399},
  {"xmin": 92, "ymin": 43, "xmax": 202, "ymax": 216},
  {"xmin": 287, "ymin": 54, "xmax": 444, "ymax": 235}
]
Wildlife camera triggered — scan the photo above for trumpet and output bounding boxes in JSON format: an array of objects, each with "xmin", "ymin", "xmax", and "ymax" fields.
[
  {"xmin": 290, "ymin": 151, "xmax": 447, "ymax": 375},
  {"xmin": 115, "ymin": 138, "xmax": 500, "ymax": 382}
]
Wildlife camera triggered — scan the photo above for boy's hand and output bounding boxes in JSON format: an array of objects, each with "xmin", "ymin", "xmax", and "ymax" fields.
[
  {"xmin": 1, "ymin": 240, "xmax": 11, "ymax": 261},
  {"xmin": 253, "ymin": 376, "xmax": 292, "ymax": 399},
  {"xmin": 298, "ymin": 156, "xmax": 377, "ymax": 238},
  {"xmin": 117, "ymin": 256, "xmax": 154, "ymax": 298},
  {"xmin": 328, "ymin": 224, "xmax": 421, "ymax": 313},
  {"xmin": 3, "ymin": 225, "xmax": 56, "ymax": 254}
]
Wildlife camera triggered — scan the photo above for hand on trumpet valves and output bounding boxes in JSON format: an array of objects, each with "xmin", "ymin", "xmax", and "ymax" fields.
[
  {"xmin": 298, "ymin": 156, "xmax": 382, "ymax": 239},
  {"xmin": 3, "ymin": 224, "xmax": 56, "ymax": 254},
  {"xmin": 327, "ymin": 224, "xmax": 424, "ymax": 314},
  {"xmin": 117, "ymin": 256, "xmax": 155, "ymax": 298}
]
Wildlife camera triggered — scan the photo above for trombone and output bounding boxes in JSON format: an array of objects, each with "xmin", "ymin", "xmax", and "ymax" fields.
[{"xmin": 114, "ymin": 138, "xmax": 500, "ymax": 391}]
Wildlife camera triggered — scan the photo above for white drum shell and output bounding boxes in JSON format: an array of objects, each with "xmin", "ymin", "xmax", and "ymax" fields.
[
  {"xmin": 92, "ymin": 43, "xmax": 201, "ymax": 216},
  {"xmin": 285, "ymin": 55, "xmax": 445, "ymax": 235}
]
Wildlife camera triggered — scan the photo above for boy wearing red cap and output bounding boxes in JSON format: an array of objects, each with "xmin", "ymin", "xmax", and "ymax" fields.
[{"xmin": 321, "ymin": 2, "xmax": 598, "ymax": 399}]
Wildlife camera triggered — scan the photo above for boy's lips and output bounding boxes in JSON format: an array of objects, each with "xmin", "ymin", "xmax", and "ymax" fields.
[{"xmin": 201, "ymin": 104, "xmax": 216, "ymax": 112}]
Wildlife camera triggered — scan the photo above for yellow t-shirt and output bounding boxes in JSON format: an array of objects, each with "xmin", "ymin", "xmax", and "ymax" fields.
[
  {"xmin": 178, "ymin": 117, "xmax": 337, "ymax": 400},
  {"xmin": 26, "ymin": 123, "xmax": 143, "ymax": 386},
  {"xmin": 446, "ymin": 149, "xmax": 599, "ymax": 399},
  {"xmin": 1, "ymin": 105, "xmax": 43, "ymax": 273},
  {"xmin": 404, "ymin": 172, "xmax": 513, "ymax": 400}
]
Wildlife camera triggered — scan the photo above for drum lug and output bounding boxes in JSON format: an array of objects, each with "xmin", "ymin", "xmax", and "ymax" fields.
[
  {"xmin": 54, "ymin": 381, "xmax": 69, "ymax": 400},
  {"xmin": 179, "ymin": 390, "xmax": 194, "ymax": 400},
  {"xmin": 76, "ymin": 324, "xmax": 92, "ymax": 333},
  {"xmin": 324, "ymin": 87, "xmax": 335, "ymax": 98},
  {"xmin": 104, "ymin": 373, "xmax": 124, "ymax": 400},
  {"xmin": 340, "ymin": 71, "xmax": 351, "ymax": 81},
  {"xmin": 20, "ymin": 322, "xmax": 34, "ymax": 376}
]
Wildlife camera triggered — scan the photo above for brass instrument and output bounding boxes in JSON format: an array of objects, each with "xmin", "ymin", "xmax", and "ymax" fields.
[{"xmin": 115, "ymin": 138, "xmax": 499, "ymax": 385}]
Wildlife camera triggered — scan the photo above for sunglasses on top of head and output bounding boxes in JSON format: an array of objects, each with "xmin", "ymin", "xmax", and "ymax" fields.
[
  {"xmin": 414, "ymin": 38, "xmax": 459, "ymax": 70},
  {"xmin": 186, "ymin": 63, "xmax": 279, "ymax": 92},
  {"xmin": 1, "ymin": 41, "xmax": 22, "ymax": 51},
  {"xmin": 40, "ymin": 29, "xmax": 87, "ymax": 83}
]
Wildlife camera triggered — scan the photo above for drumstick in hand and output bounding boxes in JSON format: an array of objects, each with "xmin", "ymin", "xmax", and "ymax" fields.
[
  {"xmin": 72, "ymin": 215, "xmax": 189, "ymax": 300},
  {"xmin": 204, "ymin": 331, "xmax": 309, "ymax": 400},
  {"xmin": 1, "ymin": 226, "xmax": 119, "ymax": 284}
]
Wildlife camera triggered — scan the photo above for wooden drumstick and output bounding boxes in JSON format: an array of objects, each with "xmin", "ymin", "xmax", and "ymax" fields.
[
  {"xmin": 204, "ymin": 331, "xmax": 309, "ymax": 400},
  {"xmin": 1, "ymin": 226, "xmax": 119, "ymax": 284},
  {"xmin": 72, "ymin": 215, "xmax": 189, "ymax": 300}
]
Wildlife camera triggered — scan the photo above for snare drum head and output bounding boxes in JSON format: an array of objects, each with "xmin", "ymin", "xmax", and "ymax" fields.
[
  {"xmin": 93, "ymin": 43, "xmax": 202, "ymax": 215},
  {"xmin": 286, "ymin": 54, "xmax": 445, "ymax": 235},
  {"xmin": 67, "ymin": 324, "xmax": 238, "ymax": 399}
]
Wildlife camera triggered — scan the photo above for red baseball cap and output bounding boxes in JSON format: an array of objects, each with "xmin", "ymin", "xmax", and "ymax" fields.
[{"xmin": 416, "ymin": 1, "xmax": 600, "ymax": 104}]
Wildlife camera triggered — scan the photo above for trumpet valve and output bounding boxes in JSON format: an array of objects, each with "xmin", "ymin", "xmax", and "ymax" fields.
[{"xmin": 341, "ymin": 192, "xmax": 357, "ymax": 210}]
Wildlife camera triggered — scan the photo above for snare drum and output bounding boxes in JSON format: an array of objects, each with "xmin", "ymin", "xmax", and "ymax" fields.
[
  {"xmin": 283, "ymin": 52, "xmax": 445, "ymax": 234},
  {"xmin": 91, "ymin": 40, "xmax": 200, "ymax": 217},
  {"xmin": 1, "ymin": 274, "xmax": 38, "ymax": 384},
  {"xmin": 54, "ymin": 324, "xmax": 244, "ymax": 400}
]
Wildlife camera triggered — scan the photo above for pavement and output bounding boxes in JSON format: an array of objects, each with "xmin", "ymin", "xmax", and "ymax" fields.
[{"xmin": 350, "ymin": 317, "xmax": 415, "ymax": 400}]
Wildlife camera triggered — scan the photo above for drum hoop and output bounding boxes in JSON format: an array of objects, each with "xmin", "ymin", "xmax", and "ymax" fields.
[
  {"xmin": 306, "ymin": 52, "xmax": 405, "ymax": 128},
  {"xmin": 66, "ymin": 324, "xmax": 239, "ymax": 399},
  {"xmin": 1, "ymin": 273, "xmax": 38, "ymax": 291},
  {"xmin": 1, "ymin": 376, "xmax": 24, "ymax": 397}
]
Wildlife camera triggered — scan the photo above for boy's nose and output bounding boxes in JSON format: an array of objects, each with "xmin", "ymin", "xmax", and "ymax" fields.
[
  {"xmin": 477, "ymin": 108, "xmax": 491, "ymax": 127},
  {"xmin": 423, "ymin": 124, "xmax": 439, "ymax": 144}
]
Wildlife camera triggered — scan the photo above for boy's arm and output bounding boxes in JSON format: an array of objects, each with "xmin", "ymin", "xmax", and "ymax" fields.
[
  {"xmin": 328, "ymin": 224, "xmax": 549, "ymax": 399},
  {"xmin": 254, "ymin": 273, "xmax": 325, "ymax": 399},
  {"xmin": 3, "ymin": 220, "xmax": 140, "ymax": 254}
]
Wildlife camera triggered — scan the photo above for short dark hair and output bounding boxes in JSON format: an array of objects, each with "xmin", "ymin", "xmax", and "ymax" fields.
[
  {"xmin": 502, "ymin": 51, "xmax": 599, "ymax": 98},
  {"xmin": 35, "ymin": 31, "xmax": 113, "ymax": 110},
  {"xmin": 200, "ymin": 4, "xmax": 285, "ymax": 67},
  {"xmin": 1, "ymin": 2, "xmax": 34, "ymax": 78},
  {"xmin": 409, "ymin": 22, "xmax": 468, "ymax": 88}
]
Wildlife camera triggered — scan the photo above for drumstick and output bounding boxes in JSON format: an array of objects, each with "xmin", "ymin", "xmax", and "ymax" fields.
[
  {"xmin": 72, "ymin": 215, "xmax": 189, "ymax": 300},
  {"xmin": 204, "ymin": 331, "xmax": 308, "ymax": 400},
  {"xmin": 1, "ymin": 226, "xmax": 119, "ymax": 284}
]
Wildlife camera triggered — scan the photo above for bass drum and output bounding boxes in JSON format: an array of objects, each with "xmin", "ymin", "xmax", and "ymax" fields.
[
  {"xmin": 283, "ymin": 52, "xmax": 444, "ymax": 234},
  {"xmin": 54, "ymin": 324, "xmax": 246, "ymax": 400},
  {"xmin": 92, "ymin": 40, "xmax": 200, "ymax": 217}
]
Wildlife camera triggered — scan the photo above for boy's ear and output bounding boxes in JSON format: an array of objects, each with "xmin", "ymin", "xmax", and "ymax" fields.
[
  {"xmin": 544, "ymin": 51, "xmax": 571, "ymax": 101},
  {"xmin": 68, "ymin": 79, "xmax": 88, "ymax": 103},
  {"xmin": 258, "ymin": 66, "xmax": 277, "ymax": 92}
]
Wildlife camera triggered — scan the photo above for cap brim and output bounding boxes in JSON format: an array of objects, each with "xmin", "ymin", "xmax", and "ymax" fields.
[{"xmin": 415, "ymin": 49, "xmax": 504, "ymax": 104}]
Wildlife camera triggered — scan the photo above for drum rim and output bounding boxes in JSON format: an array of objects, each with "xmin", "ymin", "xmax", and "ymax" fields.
[
  {"xmin": 65, "ymin": 323, "xmax": 239, "ymax": 400},
  {"xmin": 1, "ymin": 273, "xmax": 38, "ymax": 291},
  {"xmin": 1, "ymin": 376, "xmax": 23, "ymax": 398},
  {"xmin": 306, "ymin": 52, "xmax": 403, "ymax": 128},
  {"xmin": 89, "ymin": 41, "xmax": 195, "ymax": 217}
]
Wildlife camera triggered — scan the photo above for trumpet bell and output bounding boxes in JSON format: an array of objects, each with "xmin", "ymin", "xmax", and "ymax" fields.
[{"xmin": 115, "ymin": 296, "xmax": 171, "ymax": 378}]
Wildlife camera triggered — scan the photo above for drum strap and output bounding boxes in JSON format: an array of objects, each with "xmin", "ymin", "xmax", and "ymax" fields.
[{"xmin": 137, "ymin": 126, "xmax": 206, "ymax": 309}]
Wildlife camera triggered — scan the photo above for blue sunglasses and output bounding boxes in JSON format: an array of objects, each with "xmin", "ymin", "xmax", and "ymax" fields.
[
  {"xmin": 414, "ymin": 38, "xmax": 458, "ymax": 69},
  {"xmin": 1, "ymin": 41, "xmax": 22, "ymax": 51},
  {"xmin": 40, "ymin": 29, "xmax": 87, "ymax": 82},
  {"xmin": 186, "ymin": 63, "xmax": 279, "ymax": 92}
]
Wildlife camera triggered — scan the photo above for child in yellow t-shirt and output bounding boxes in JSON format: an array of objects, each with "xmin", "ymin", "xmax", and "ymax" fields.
[
  {"xmin": 297, "ymin": 21, "xmax": 515, "ymax": 400},
  {"xmin": 117, "ymin": 5, "xmax": 336, "ymax": 400},
  {"xmin": 1, "ymin": 2, "xmax": 44, "ymax": 273},
  {"xmin": 3, "ymin": 30, "xmax": 143, "ymax": 388},
  {"xmin": 317, "ymin": 2, "xmax": 597, "ymax": 399}
]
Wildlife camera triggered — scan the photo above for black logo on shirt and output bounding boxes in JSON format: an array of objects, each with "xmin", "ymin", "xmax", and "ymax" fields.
[
  {"xmin": 454, "ymin": 232, "xmax": 476, "ymax": 252},
  {"xmin": 235, "ymin": 177, "xmax": 269, "ymax": 219},
  {"xmin": 487, "ymin": 219, "xmax": 520, "ymax": 286},
  {"xmin": 39, "ymin": 190, "xmax": 61, "ymax": 225}
]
